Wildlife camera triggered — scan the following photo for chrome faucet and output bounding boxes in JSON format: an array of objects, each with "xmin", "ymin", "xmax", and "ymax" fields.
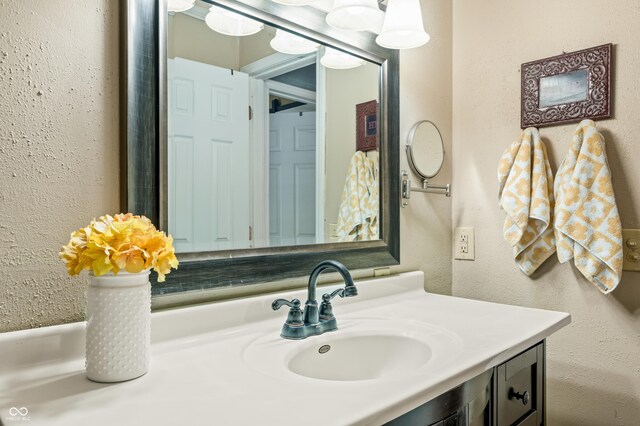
[{"xmin": 272, "ymin": 260, "xmax": 358, "ymax": 340}]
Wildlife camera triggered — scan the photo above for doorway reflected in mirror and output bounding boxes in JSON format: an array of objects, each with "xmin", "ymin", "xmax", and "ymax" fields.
[{"xmin": 167, "ymin": 5, "xmax": 381, "ymax": 253}]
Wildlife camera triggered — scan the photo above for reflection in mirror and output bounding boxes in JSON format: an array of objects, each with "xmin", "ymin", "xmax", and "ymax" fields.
[
  {"xmin": 167, "ymin": 4, "xmax": 381, "ymax": 254},
  {"xmin": 407, "ymin": 120, "xmax": 444, "ymax": 179}
]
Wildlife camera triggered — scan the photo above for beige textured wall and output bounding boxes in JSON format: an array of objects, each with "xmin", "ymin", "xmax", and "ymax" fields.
[
  {"xmin": 168, "ymin": 13, "xmax": 276, "ymax": 70},
  {"xmin": 168, "ymin": 13, "xmax": 239, "ymax": 69},
  {"xmin": 452, "ymin": 0, "xmax": 640, "ymax": 424},
  {"xmin": 392, "ymin": 0, "xmax": 452, "ymax": 294},
  {"xmin": 239, "ymin": 27, "xmax": 276, "ymax": 68},
  {"xmin": 0, "ymin": 0, "xmax": 120, "ymax": 332}
]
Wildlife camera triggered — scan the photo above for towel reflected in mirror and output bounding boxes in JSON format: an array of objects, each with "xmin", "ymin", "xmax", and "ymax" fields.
[{"xmin": 336, "ymin": 151, "xmax": 379, "ymax": 241}]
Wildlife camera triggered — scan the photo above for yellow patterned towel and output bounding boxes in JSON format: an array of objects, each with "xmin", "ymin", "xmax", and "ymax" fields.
[
  {"xmin": 336, "ymin": 151, "xmax": 379, "ymax": 241},
  {"xmin": 498, "ymin": 128, "xmax": 556, "ymax": 275},
  {"xmin": 554, "ymin": 120, "xmax": 623, "ymax": 293}
]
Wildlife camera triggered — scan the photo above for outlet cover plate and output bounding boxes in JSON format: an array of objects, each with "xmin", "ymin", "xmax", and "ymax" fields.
[
  {"xmin": 454, "ymin": 227, "xmax": 475, "ymax": 260},
  {"xmin": 623, "ymin": 229, "xmax": 640, "ymax": 271}
]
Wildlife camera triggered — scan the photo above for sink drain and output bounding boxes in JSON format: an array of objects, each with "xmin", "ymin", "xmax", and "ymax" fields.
[{"xmin": 318, "ymin": 345, "xmax": 331, "ymax": 354}]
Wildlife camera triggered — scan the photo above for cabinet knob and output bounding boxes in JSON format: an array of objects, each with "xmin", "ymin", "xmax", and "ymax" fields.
[{"xmin": 508, "ymin": 388, "xmax": 530, "ymax": 405}]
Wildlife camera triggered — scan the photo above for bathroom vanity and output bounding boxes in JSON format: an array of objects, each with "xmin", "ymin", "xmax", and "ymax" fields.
[
  {"xmin": 388, "ymin": 342, "xmax": 545, "ymax": 425},
  {"xmin": 0, "ymin": 272, "xmax": 569, "ymax": 425}
]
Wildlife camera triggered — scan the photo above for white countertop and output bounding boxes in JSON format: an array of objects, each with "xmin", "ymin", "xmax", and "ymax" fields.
[{"xmin": 0, "ymin": 271, "xmax": 570, "ymax": 426}]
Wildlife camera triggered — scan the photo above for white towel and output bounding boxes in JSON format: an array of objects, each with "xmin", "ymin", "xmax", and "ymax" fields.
[
  {"xmin": 336, "ymin": 151, "xmax": 378, "ymax": 242},
  {"xmin": 554, "ymin": 120, "xmax": 623, "ymax": 293},
  {"xmin": 498, "ymin": 128, "xmax": 556, "ymax": 275}
]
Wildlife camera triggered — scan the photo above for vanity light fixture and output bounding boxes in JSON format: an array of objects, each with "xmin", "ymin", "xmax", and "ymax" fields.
[
  {"xmin": 205, "ymin": 5, "xmax": 264, "ymax": 36},
  {"xmin": 320, "ymin": 48, "xmax": 364, "ymax": 69},
  {"xmin": 270, "ymin": 29, "xmax": 320, "ymax": 54},
  {"xmin": 375, "ymin": 0, "xmax": 430, "ymax": 49},
  {"xmin": 167, "ymin": 0, "xmax": 195, "ymax": 13},
  {"xmin": 326, "ymin": 0, "xmax": 383, "ymax": 31}
]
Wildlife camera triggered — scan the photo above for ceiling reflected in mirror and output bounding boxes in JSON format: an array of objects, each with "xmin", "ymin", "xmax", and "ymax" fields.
[{"xmin": 171, "ymin": 0, "xmax": 429, "ymax": 50}]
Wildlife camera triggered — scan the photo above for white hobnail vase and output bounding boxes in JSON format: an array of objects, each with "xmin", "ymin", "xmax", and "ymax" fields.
[{"xmin": 85, "ymin": 270, "xmax": 151, "ymax": 383}]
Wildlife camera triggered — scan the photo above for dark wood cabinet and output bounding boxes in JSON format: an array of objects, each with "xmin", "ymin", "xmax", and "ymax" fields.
[
  {"xmin": 386, "ymin": 341, "xmax": 545, "ymax": 426},
  {"xmin": 385, "ymin": 370, "xmax": 492, "ymax": 426},
  {"xmin": 494, "ymin": 343, "xmax": 545, "ymax": 426}
]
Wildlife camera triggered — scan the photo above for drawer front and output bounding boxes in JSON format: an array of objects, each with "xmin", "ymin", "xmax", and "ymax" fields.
[
  {"xmin": 515, "ymin": 411, "xmax": 538, "ymax": 426},
  {"xmin": 495, "ymin": 343, "xmax": 544, "ymax": 426}
]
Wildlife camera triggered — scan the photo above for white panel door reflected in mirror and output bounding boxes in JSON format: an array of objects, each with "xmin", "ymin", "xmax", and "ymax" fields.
[{"xmin": 167, "ymin": 3, "xmax": 381, "ymax": 253}]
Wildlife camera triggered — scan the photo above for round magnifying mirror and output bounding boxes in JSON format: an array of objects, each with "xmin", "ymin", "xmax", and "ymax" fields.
[{"xmin": 406, "ymin": 120, "xmax": 445, "ymax": 180}]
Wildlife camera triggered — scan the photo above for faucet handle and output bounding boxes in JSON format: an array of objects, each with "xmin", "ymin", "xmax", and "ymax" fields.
[
  {"xmin": 272, "ymin": 298, "xmax": 301, "ymax": 310},
  {"xmin": 327, "ymin": 288, "xmax": 345, "ymax": 299},
  {"xmin": 319, "ymin": 291, "xmax": 341, "ymax": 319},
  {"xmin": 272, "ymin": 298, "xmax": 303, "ymax": 326}
]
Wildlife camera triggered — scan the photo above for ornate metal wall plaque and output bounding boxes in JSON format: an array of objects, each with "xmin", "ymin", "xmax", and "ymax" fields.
[{"xmin": 521, "ymin": 44, "xmax": 612, "ymax": 128}]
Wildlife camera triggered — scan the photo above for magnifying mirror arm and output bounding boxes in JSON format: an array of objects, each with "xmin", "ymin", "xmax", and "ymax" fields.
[
  {"xmin": 418, "ymin": 179, "xmax": 451, "ymax": 197},
  {"xmin": 401, "ymin": 171, "xmax": 451, "ymax": 207}
]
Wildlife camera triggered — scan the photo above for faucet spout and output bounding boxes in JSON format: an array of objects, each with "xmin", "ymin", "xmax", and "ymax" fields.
[
  {"xmin": 304, "ymin": 260, "xmax": 357, "ymax": 326},
  {"xmin": 272, "ymin": 259, "xmax": 357, "ymax": 339}
]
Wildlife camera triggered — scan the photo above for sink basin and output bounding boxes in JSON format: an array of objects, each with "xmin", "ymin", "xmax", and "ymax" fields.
[
  {"xmin": 243, "ymin": 317, "xmax": 463, "ymax": 383},
  {"xmin": 288, "ymin": 334, "xmax": 432, "ymax": 381}
]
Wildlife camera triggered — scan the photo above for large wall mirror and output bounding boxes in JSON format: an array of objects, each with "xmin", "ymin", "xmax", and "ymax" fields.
[{"xmin": 121, "ymin": 0, "xmax": 399, "ymax": 298}]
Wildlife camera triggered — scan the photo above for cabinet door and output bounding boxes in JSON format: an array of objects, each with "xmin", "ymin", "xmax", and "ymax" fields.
[
  {"xmin": 494, "ymin": 343, "xmax": 544, "ymax": 426},
  {"xmin": 386, "ymin": 370, "xmax": 492, "ymax": 426}
]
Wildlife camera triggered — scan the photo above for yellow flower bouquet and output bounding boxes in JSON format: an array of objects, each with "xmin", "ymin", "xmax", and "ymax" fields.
[{"xmin": 59, "ymin": 213, "xmax": 178, "ymax": 282}]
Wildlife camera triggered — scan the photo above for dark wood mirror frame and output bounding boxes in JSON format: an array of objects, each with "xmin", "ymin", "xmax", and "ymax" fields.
[{"xmin": 120, "ymin": 0, "xmax": 400, "ymax": 295}]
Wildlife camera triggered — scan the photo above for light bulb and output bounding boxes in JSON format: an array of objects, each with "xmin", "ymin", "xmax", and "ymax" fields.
[
  {"xmin": 270, "ymin": 30, "xmax": 319, "ymax": 55},
  {"xmin": 320, "ymin": 48, "xmax": 364, "ymax": 69},
  {"xmin": 326, "ymin": 0, "xmax": 382, "ymax": 31},
  {"xmin": 376, "ymin": 0, "xmax": 430, "ymax": 49},
  {"xmin": 167, "ymin": 0, "xmax": 195, "ymax": 13},
  {"xmin": 271, "ymin": 0, "xmax": 315, "ymax": 6},
  {"xmin": 205, "ymin": 5, "xmax": 264, "ymax": 36}
]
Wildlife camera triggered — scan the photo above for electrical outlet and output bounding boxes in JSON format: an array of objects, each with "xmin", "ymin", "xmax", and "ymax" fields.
[
  {"xmin": 454, "ymin": 227, "xmax": 475, "ymax": 260},
  {"xmin": 623, "ymin": 229, "xmax": 640, "ymax": 271}
]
